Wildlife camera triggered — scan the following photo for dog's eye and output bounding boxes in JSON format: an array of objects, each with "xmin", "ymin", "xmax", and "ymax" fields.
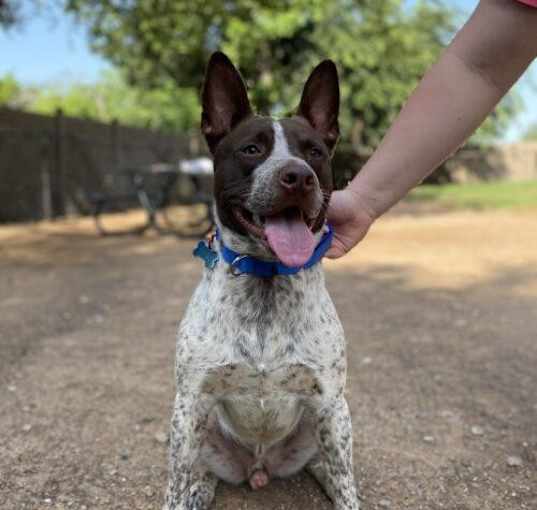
[
  {"xmin": 309, "ymin": 147, "xmax": 323, "ymax": 158},
  {"xmin": 241, "ymin": 144, "xmax": 261, "ymax": 155}
]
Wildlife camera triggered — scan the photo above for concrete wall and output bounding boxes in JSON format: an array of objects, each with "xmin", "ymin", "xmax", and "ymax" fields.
[
  {"xmin": 494, "ymin": 142, "xmax": 537, "ymax": 181},
  {"xmin": 447, "ymin": 142, "xmax": 537, "ymax": 183}
]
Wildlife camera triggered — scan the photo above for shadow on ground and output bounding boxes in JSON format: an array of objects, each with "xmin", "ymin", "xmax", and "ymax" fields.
[{"xmin": 1, "ymin": 211, "xmax": 536, "ymax": 510}]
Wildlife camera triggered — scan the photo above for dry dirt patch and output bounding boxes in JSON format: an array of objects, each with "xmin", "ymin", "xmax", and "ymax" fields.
[{"xmin": 1, "ymin": 209, "xmax": 536, "ymax": 509}]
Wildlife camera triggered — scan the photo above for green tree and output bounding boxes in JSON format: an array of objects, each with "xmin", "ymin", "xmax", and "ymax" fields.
[
  {"xmin": 0, "ymin": 1, "xmax": 42, "ymax": 29},
  {"xmin": 64, "ymin": 0, "xmax": 517, "ymax": 156},
  {"xmin": 0, "ymin": 74, "xmax": 22, "ymax": 106},
  {"xmin": 29, "ymin": 71, "xmax": 199, "ymax": 132},
  {"xmin": 0, "ymin": 69, "xmax": 199, "ymax": 132},
  {"xmin": 0, "ymin": 1, "xmax": 19, "ymax": 28}
]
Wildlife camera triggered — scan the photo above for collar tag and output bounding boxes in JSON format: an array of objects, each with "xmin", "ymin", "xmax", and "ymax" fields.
[{"xmin": 193, "ymin": 240, "xmax": 219, "ymax": 270}]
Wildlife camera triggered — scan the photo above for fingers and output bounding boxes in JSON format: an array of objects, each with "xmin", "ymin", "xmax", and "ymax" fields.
[
  {"xmin": 325, "ymin": 248, "xmax": 342, "ymax": 259},
  {"xmin": 325, "ymin": 238, "xmax": 347, "ymax": 259}
]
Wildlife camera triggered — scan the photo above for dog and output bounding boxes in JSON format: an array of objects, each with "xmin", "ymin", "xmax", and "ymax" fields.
[{"xmin": 164, "ymin": 52, "xmax": 360, "ymax": 510}]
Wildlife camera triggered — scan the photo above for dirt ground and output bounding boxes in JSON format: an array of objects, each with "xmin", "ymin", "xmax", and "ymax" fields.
[{"xmin": 1, "ymin": 207, "xmax": 536, "ymax": 510}]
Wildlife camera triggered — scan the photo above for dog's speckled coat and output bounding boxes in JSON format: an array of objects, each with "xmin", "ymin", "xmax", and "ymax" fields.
[{"xmin": 164, "ymin": 52, "xmax": 360, "ymax": 510}]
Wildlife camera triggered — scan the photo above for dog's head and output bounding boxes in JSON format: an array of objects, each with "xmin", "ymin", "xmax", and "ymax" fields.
[{"xmin": 202, "ymin": 52, "xmax": 339, "ymax": 267}]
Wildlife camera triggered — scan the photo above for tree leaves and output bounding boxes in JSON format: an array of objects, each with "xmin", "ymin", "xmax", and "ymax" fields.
[{"xmin": 9, "ymin": 1, "xmax": 521, "ymax": 154}]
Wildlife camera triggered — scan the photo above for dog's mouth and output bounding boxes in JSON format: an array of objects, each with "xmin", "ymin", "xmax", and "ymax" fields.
[{"xmin": 233, "ymin": 206, "xmax": 318, "ymax": 267}]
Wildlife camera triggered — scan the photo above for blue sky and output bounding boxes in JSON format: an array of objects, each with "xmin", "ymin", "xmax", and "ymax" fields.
[{"xmin": 0, "ymin": 1, "xmax": 535, "ymax": 141}]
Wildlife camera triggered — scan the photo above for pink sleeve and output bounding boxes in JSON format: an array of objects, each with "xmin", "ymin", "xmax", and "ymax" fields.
[{"xmin": 516, "ymin": 0, "xmax": 537, "ymax": 6}]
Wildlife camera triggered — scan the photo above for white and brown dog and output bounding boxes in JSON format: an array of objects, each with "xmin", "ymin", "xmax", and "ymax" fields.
[{"xmin": 164, "ymin": 52, "xmax": 360, "ymax": 510}]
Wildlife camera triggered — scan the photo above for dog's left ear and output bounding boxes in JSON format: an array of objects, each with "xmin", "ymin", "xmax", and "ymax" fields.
[
  {"xmin": 201, "ymin": 52, "xmax": 252, "ymax": 153},
  {"xmin": 297, "ymin": 60, "xmax": 340, "ymax": 152}
]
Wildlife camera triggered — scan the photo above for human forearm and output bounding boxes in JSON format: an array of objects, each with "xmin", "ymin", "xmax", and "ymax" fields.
[{"xmin": 348, "ymin": 0, "xmax": 537, "ymax": 218}]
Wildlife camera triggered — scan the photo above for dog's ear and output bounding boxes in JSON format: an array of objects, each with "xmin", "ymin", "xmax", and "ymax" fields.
[
  {"xmin": 201, "ymin": 52, "xmax": 252, "ymax": 153},
  {"xmin": 297, "ymin": 60, "xmax": 340, "ymax": 152}
]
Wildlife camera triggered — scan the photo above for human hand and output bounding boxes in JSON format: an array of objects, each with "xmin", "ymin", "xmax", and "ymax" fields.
[{"xmin": 325, "ymin": 188, "xmax": 375, "ymax": 259}]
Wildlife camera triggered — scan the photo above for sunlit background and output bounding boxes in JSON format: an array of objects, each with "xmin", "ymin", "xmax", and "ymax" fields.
[
  {"xmin": 1, "ymin": 0, "xmax": 536, "ymax": 141},
  {"xmin": 2, "ymin": 3, "xmax": 537, "ymax": 510}
]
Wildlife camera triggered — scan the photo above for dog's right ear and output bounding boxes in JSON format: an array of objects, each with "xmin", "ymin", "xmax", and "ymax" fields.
[{"xmin": 201, "ymin": 52, "xmax": 252, "ymax": 153}]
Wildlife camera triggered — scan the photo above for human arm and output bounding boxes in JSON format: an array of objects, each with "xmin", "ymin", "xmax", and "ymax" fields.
[{"xmin": 327, "ymin": 0, "xmax": 537, "ymax": 258}]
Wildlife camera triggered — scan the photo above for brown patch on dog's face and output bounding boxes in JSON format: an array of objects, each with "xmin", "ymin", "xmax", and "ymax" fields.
[
  {"xmin": 201, "ymin": 52, "xmax": 340, "ymax": 257},
  {"xmin": 212, "ymin": 116, "xmax": 275, "ymax": 236}
]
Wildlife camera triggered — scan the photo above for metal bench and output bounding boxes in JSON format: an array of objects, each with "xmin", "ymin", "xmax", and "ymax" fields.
[{"xmin": 87, "ymin": 161, "xmax": 213, "ymax": 237}]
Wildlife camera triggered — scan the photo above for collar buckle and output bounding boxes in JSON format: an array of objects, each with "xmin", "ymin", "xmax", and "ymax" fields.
[{"xmin": 229, "ymin": 255, "xmax": 248, "ymax": 276}]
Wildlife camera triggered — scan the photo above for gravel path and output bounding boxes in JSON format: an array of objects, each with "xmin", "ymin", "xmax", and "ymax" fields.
[{"xmin": 1, "ymin": 209, "xmax": 536, "ymax": 510}]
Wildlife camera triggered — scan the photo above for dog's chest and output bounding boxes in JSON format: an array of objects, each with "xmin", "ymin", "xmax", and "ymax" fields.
[
  {"xmin": 200, "ymin": 358, "xmax": 324, "ymax": 447},
  {"xmin": 179, "ymin": 263, "xmax": 345, "ymax": 392},
  {"xmin": 177, "ymin": 261, "xmax": 346, "ymax": 449},
  {"xmin": 200, "ymin": 360, "xmax": 323, "ymax": 397}
]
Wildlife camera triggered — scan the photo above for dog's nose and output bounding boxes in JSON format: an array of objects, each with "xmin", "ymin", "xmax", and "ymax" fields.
[{"xmin": 279, "ymin": 165, "xmax": 316, "ymax": 194}]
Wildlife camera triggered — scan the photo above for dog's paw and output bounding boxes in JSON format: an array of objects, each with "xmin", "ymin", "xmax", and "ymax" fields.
[{"xmin": 165, "ymin": 482, "xmax": 215, "ymax": 510}]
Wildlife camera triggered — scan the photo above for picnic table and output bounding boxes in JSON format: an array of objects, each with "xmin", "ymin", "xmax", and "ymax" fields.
[{"xmin": 88, "ymin": 158, "xmax": 214, "ymax": 237}]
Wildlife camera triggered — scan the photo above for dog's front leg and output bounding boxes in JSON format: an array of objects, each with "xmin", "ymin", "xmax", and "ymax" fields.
[
  {"xmin": 308, "ymin": 396, "xmax": 360, "ymax": 510},
  {"xmin": 164, "ymin": 393, "xmax": 217, "ymax": 510}
]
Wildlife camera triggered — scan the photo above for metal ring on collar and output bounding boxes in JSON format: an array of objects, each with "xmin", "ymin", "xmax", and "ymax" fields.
[{"xmin": 229, "ymin": 255, "xmax": 248, "ymax": 276}]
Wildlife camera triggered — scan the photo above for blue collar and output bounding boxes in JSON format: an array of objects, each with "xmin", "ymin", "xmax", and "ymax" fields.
[{"xmin": 193, "ymin": 225, "xmax": 333, "ymax": 278}]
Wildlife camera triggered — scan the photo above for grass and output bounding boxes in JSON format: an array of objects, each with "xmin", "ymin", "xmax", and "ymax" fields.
[{"xmin": 407, "ymin": 180, "xmax": 537, "ymax": 210}]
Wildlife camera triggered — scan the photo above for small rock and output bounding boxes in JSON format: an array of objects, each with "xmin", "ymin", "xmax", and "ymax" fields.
[
  {"xmin": 379, "ymin": 499, "xmax": 391, "ymax": 508},
  {"xmin": 22, "ymin": 424, "xmax": 32, "ymax": 432},
  {"xmin": 423, "ymin": 435, "xmax": 435, "ymax": 443},
  {"xmin": 154, "ymin": 431, "xmax": 168, "ymax": 444},
  {"xmin": 362, "ymin": 357, "xmax": 372, "ymax": 365},
  {"xmin": 143, "ymin": 485, "xmax": 155, "ymax": 498},
  {"xmin": 109, "ymin": 469, "xmax": 117, "ymax": 476},
  {"xmin": 7, "ymin": 385, "xmax": 16, "ymax": 392},
  {"xmin": 79, "ymin": 295, "xmax": 90, "ymax": 304},
  {"xmin": 507, "ymin": 456, "xmax": 523, "ymax": 467},
  {"xmin": 471, "ymin": 426, "xmax": 484, "ymax": 436},
  {"xmin": 43, "ymin": 498, "xmax": 52, "ymax": 504}
]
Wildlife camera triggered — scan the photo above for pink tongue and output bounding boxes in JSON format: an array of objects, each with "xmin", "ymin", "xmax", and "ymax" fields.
[{"xmin": 265, "ymin": 211, "xmax": 315, "ymax": 267}]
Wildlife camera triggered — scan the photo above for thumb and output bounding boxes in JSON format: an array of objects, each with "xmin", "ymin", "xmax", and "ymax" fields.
[
  {"xmin": 326, "ymin": 190, "xmax": 346, "ymax": 223},
  {"xmin": 325, "ymin": 237, "xmax": 347, "ymax": 259}
]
